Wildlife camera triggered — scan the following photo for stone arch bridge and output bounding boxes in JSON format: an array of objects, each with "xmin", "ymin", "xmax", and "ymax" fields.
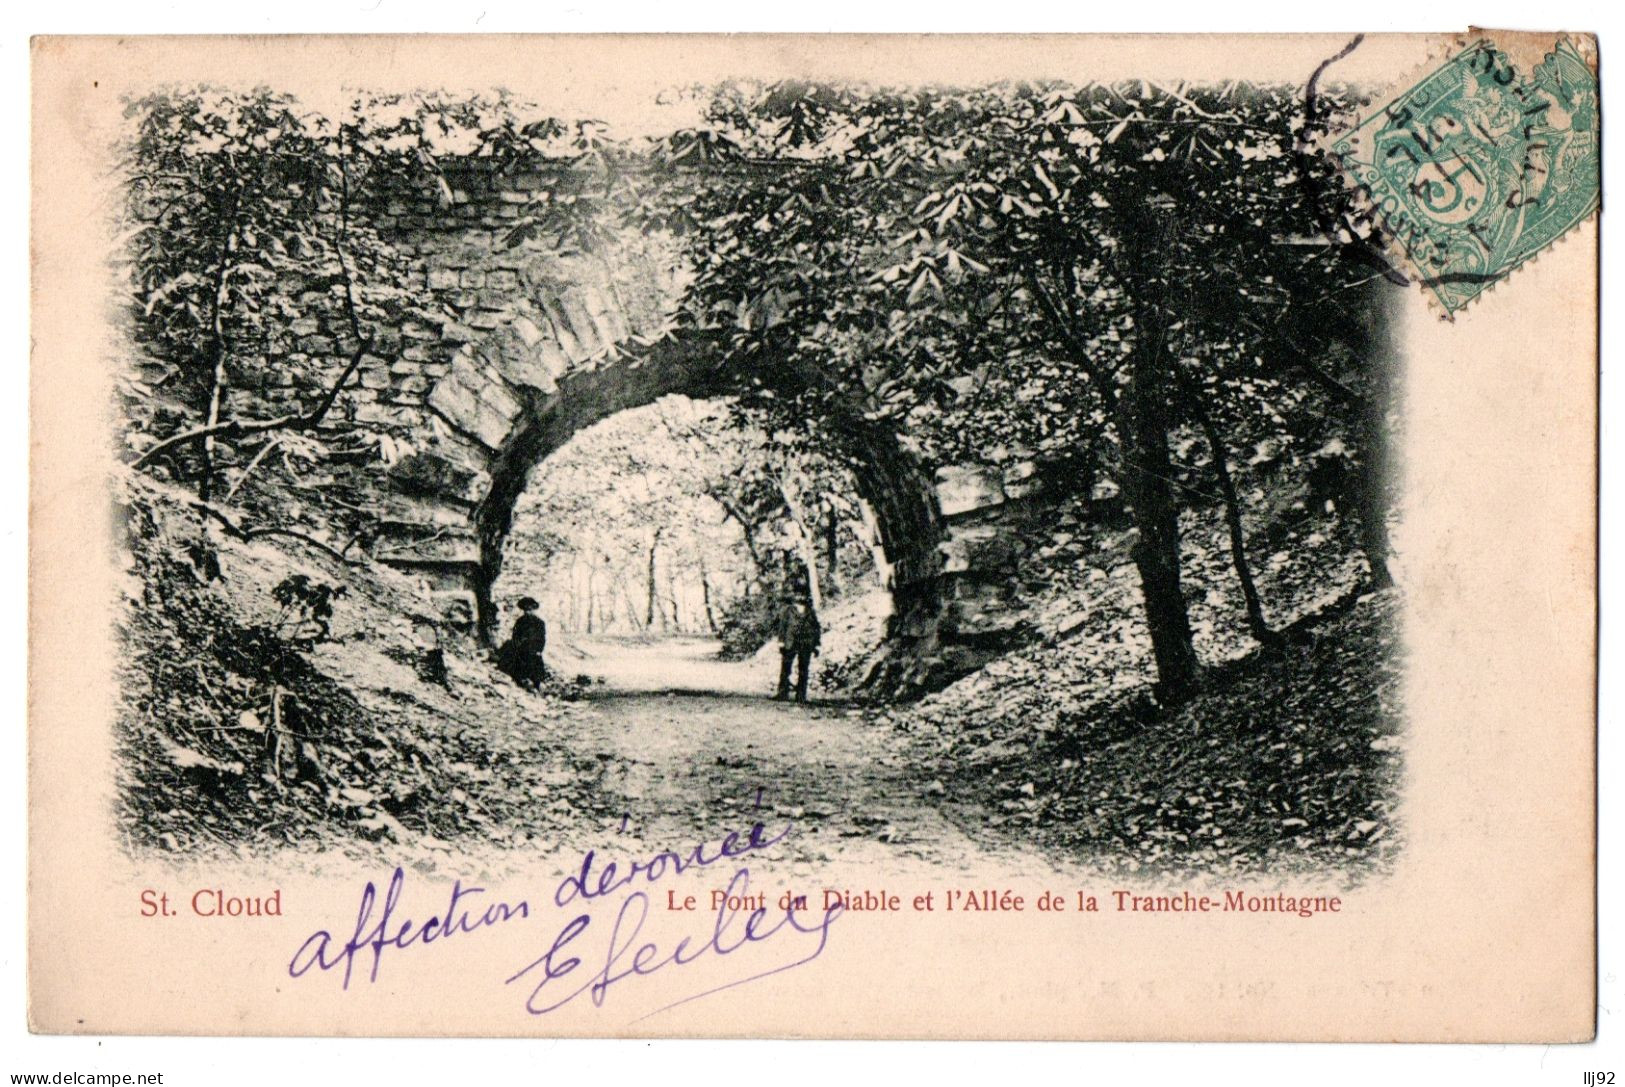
[{"xmin": 322, "ymin": 165, "xmax": 1039, "ymax": 692}]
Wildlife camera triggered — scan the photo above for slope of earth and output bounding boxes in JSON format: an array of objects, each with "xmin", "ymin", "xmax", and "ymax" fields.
[
  {"xmin": 883, "ymin": 589, "xmax": 1403, "ymax": 882},
  {"xmin": 114, "ymin": 473, "xmax": 595, "ymax": 860}
]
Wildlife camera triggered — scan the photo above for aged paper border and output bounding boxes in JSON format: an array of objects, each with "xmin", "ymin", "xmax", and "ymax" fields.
[{"xmin": 26, "ymin": 30, "xmax": 1597, "ymax": 1045}]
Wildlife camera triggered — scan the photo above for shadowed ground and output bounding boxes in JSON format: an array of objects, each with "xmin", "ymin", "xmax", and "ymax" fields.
[{"xmin": 519, "ymin": 634, "xmax": 1074, "ymax": 881}]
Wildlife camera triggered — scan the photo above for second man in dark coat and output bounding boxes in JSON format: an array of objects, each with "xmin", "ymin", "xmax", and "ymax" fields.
[{"xmin": 773, "ymin": 598, "xmax": 822, "ymax": 703}]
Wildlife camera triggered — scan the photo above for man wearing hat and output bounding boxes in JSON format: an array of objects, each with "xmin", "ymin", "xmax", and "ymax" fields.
[
  {"xmin": 498, "ymin": 596, "xmax": 548, "ymax": 690},
  {"xmin": 772, "ymin": 595, "xmax": 822, "ymax": 703}
]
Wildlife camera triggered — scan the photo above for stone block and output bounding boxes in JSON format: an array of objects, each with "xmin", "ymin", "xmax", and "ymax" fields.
[
  {"xmin": 375, "ymin": 528, "xmax": 481, "ymax": 565},
  {"xmin": 460, "ymin": 269, "xmax": 487, "ymax": 288},
  {"xmin": 558, "ymin": 295, "xmax": 603, "ymax": 351},
  {"xmin": 935, "ymin": 464, "xmax": 1006, "ymax": 518},
  {"xmin": 536, "ymin": 339, "xmax": 572, "ymax": 380},
  {"xmin": 403, "ymin": 343, "xmax": 449, "ymax": 364},
  {"xmin": 511, "ymin": 314, "xmax": 546, "ymax": 348},
  {"xmin": 427, "ymin": 268, "xmax": 460, "ymax": 291},
  {"xmin": 425, "ymin": 353, "xmax": 525, "ymax": 450},
  {"xmin": 582, "ymin": 288, "xmax": 630, "ymax": 344},
  {"xmin": 938, "ymin": 523, "xmax": 1020, "ymax": 575},
  {"xmin": 380, "ymin": 484, "xmax": 477, "ymax": 524},
  {"xmin": 353, "ymin": 401, "xmax": 414, "ymax": 426},
  {"xmin": 1003, "ymin": 459, "xmax": 1038, "ymax": 486},
  {"xmin": 949, "ymin": 578, "xmax": 1025, "ymax": 638},
  {"xmin": 426, "ymin": 375, "xmax": 481, "ymax": 435},
  {"xmin": 432, "ymin": 590, "xmax": 479, "ymax": 630},
  {"xmin": 1005, "ymin": 478, "xmax": 1042, "ymax": 500},
  {"xmin": 485, "ymin": 334, "xmax": 558, "ymax": 396},
  {"xmin": 540, "ymin": 298, "xmax": 585, "ymax": 359}
]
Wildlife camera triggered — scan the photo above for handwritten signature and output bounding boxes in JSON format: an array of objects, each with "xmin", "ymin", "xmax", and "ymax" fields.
[{"xmin": 508, "ymin": 865, "xmax": 843, "ymax": 1019}]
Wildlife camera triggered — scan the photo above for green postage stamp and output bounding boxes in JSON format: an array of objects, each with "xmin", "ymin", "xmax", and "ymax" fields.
[{"xmin": 1329, "ymin": 36, "xmax": 1599, "ymax": 315}]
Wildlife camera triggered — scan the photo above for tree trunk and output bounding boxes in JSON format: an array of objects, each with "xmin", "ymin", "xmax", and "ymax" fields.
[
  {"xmin": 584, "ymin": 565, "xmax": 598, "ymax": 634},
  {"xmin": 775, "ymin": 475, "xmax": 823, "ymax": 612},
  {"xmin": 824, "ymin": 503, "xmax": 840, "ymax": 595},
  {"xmin": 699, "ymin": 555, "xmax": 718, "ymax": 633},
  {"xmin": 198, "ymin": 221, "xmax": 237, "ymax": 503},
  {"xmin": 1117, "ymin": 310, "xmax": 1200, "ymax": 703},
  {"xmin": 616, "ymin": 572, "xmax": 645, "ymax": 632},
  {"xmin": 790, "ymin": 518, "xmax": 822, "ymax": 612},
  {"xmin": 645, "ymin": 530, "xmax": 661, "ymax": 630},
  {"xmin": 1290, "ymin": 286, "xmax": 1396, "ymax": 589},
  {"xmin": 663, "ymin": 569, "xmax": 681, "ymax": 631},
  {"xmin": 1191, "ymin": 395, "xmax": 1279, "ymax": 646},
  {"xmin": 717, "ymin": 496, "xmax": 765, "ymax": 583},
  {"xmin": 1353, "ymin": 290, "xmax": 1396, "ymax": 589}
]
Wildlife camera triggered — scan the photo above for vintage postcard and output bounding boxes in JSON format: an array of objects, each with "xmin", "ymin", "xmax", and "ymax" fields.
[{"xmin": 28, "ymin": 32, "xmax": 1597, "ymax": 1039}]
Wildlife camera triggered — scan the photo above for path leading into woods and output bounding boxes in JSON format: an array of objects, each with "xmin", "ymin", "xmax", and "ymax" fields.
[{"xmin": 531, "ymin": 636, "xmax": 1075, "ymax": 879}]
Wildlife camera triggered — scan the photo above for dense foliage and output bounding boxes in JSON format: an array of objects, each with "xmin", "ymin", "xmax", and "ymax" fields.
[
  {"xmin": 647, "ymin": 79, "xmax": 1394, "ymax": 698},
  {"xmin": 119, "ymin": 87, "xmax": 590, "ymax": 503}
]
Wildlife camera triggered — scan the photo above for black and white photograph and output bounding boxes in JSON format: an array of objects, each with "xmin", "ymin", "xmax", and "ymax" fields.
[
  {"xmin": 110, "ymin": 62, "xmax": 1407, "ymax": 879},
  {"xmin": 22, "ymin": 27, "xmax": 1601, "ymax": 1055}
]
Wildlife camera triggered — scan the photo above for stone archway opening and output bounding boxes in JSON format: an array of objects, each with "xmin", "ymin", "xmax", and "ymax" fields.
[
  {"xmin": 371, "ymin": 323, "xmax": 960, "ymax": 693},
  {"xmin": 485, "ymin": 394, "xmax": 898, "ymax": 687},
  {"xmin": 463, "ymin": 338, "xmax": 952, "ymax": 687}
]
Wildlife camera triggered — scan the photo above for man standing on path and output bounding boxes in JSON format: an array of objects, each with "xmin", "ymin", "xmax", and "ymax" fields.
[{"xmin": 773, "ymin": 596, "xmax": 822, "ymax": 703}]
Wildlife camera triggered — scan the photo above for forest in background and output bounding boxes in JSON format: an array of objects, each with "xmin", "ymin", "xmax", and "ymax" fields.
[{"xmin": 495, "ymin": 394, "xmax": 881, "ymax": 658}]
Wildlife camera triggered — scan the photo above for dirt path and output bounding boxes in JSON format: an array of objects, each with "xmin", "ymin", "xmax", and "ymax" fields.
[{"xmin": 505, "ymin": 636, "xmax": 1077, "ymax": 881}]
